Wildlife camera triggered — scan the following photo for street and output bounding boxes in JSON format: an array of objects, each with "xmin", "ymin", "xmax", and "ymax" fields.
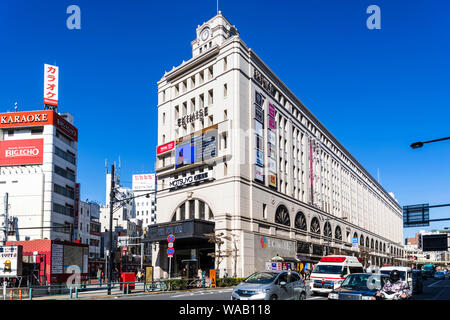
[{"xmin": 94, "ymin": 278, "xmax": 450, "ymax": 301}]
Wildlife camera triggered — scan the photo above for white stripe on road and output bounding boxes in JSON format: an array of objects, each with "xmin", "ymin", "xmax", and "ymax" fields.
[
  {"xmin": 307, "ymin": 296, "xmax": 326, "ymax": 300},
  {"xmin": 428, "ymin": 280, "xmax": 442, "ymax": 288}
]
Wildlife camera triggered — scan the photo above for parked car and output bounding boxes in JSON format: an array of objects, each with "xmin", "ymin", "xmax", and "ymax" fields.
[
  {"xmin": 434, "ymin": 271, "xmax": 445, "ymax": 280},
  {"xmin": 328, "ymin": 273, "xmax": 389, "ymax": 300},
  {"xmin": 443, "ymin": 270, "xmax": 449, "ymax": 280},
  {"xmin": 231, "ymin": 270, "xmax": 307, "ymax": 300},
  {"xmin": 412, "ymin": 270, "xmax": 423, "ymax": 294}
]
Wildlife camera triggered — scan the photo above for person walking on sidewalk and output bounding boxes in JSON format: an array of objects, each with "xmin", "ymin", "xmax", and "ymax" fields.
[{"xmin": 97, "ymin": 267, "xmax": 103, "ymax": 287}]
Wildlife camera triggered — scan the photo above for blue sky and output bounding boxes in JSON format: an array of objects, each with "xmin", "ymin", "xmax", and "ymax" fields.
[{"xmin": 1, "ymin": 1, "xmax": 449, "ymax": 238}]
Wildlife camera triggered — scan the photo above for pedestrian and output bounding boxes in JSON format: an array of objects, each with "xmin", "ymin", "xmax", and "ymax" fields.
[
  {"xmin": 223, "ymin": 269, "xmax": 228, "ymax": 278},
  {"xmin": 136, "ymin": 270, "xmax": 140, "ymax": 282},
  {"xmin": 97, "ymin": 267, "xmax": 103, "ymax": 287},
  {"xmin": 113, "ymin": 267, "xmax": 119, "ymax": 283}
]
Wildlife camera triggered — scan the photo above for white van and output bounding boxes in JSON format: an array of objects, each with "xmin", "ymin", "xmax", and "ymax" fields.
[
  {"xmin": 310, "ymin": 255, "xmax": 364, "ymax": 294},
  {"xmin": 379, "ymin": 266, "xmax": 413, "ymax": 290}
]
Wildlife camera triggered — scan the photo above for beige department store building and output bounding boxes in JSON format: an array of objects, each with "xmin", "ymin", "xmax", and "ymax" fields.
[{"xmin": 148, "ymin": 13, "xmax": 406, "ymax": 279}]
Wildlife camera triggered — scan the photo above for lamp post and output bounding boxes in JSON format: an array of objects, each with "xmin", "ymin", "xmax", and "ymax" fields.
[
  {"xmin": 319, "ymin": 215, "xmax": 347, "ymax": 256},
  {"xmin": 410, "ymin": 136, "xmax": 450, "ymax": 149}
]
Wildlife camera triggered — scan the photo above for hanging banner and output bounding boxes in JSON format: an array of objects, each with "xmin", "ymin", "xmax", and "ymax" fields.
[{"xmin": 44, "ymin": 64, "xmax": 59, "ymax": 106}]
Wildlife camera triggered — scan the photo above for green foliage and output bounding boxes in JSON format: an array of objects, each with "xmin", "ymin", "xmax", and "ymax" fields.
[
  {"xmin": 165, "ymin": 279, "xmax": 188, "ymax": 291},
  {"xmin": 216, "ymin": 277, "xmax": 246, "ymax": 287}
]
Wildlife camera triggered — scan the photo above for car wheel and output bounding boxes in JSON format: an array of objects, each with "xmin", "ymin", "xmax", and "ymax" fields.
[
  {"xmin": 298, "ymin": 292, "xmax": 306, "ymax": 300},
  {"xmin": 270, "ymin": 294, "xmax": 278, "ymax": 300}
]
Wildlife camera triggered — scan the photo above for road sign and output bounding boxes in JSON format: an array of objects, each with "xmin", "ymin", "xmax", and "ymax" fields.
[
  {"xmin": 167, "ymin": 247, "xmax": 174, "ymax": 256},
  {"xmin": 168, "ymin": 243, "xmax": 173, "ymax": 248},
  {"xmin": 167, "ymin": 234, "xmax": 175, "ymax": 243},
  {"xmin": 403, "ymin": 204, "xmax": 430, "ymax": 227}
]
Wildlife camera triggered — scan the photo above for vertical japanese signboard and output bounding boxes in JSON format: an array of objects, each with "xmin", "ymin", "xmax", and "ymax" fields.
[
  {"xmin": 44, "ymin": 64, "xmax": 59, "ymax": 107},
  {"xmin": 254, "ymin": 91, "xmax": 265, "ymax": 183},
  {"xmin": 267, "ymin": 103, "xmax": 277, "ymax": 189}
]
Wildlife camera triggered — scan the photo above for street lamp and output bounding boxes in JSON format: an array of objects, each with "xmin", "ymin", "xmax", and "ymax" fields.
[
  {"xmin": 410, "ymin": 136, "xmax": 450, "ymax": 149},
  {"xmin": 320, "ymin": 215, "xmax": 347, "ymax": 256}
]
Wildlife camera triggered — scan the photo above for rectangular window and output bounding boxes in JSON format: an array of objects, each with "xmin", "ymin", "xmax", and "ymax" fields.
[
  {"xmin": 54, "ymin": 165, "xmax": 76, "ymax": 182},
  {"xmin": 54, "ymin": 184, "xmax": 75, "ymax": 199},
  {"xmin": 53, "ymin": 203, "xmax": 74, "ymax": 217},
  {"xmin": 223, "ymin": 83, "xmax": 227, "ymax": 97},
  {"xmin": 55, "ymin": 146, "xmax": 76, "ymax": 165},
  {"xmin": 263, "ymin": 204, "xmax": 267, "ymax": 219},
  {"xmin": 31, "ymin": 127, "xmax": 44, "ymax": 135}
]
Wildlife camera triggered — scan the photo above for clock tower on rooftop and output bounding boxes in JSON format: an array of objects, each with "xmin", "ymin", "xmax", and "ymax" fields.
[{"xmin": 191, "ymin": 11, "xmax": 239, "ymax": 57}]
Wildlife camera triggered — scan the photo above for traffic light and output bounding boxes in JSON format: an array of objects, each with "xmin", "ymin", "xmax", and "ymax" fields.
[{"xmin": 418, "ymin": 234, "xmax": 422, "ymax": 249}]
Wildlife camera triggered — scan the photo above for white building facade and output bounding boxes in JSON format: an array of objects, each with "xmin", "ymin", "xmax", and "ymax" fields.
[
  {"xmin": 132, "ymin": 173, "xmax": 156, "ymax": 229},
  {"xmin": 0, "ymin": 110, "xmax": 78, "ymax": 242},
  {"xmin": 151, "ymin": 13, "xmax": 405, "ymax": 279}
]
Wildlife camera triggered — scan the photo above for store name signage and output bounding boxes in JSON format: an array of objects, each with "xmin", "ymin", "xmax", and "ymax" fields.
[
  {"xmin": 254, "ymin": 69, "xmax": 276, "ymax": 96},
  {"xmin": 1, "ymin": 113, "xmax": 49, "ymax": 125},
  {"xmin": 169, "ymin": 171, "xmax": 215, "ymax": 189},
  {"xmin": 260, "ymin": 236, "xmax": 294, "ymax": 251},
  {"xmin": 177, "ymin": 107, "xmax": 209, "ymax": 127},
  {"xmin": 55, "ymin": 117, "xmax": 78, "ymax": 141},
  {"xmin": 157, "ymin": 141, "xmax": 175, "ymax": 155}
]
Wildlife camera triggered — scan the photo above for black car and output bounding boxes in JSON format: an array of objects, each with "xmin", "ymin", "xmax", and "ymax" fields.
[{"xmin": 328, "ymin": 273, "xmax": 390, "ymax": 300}]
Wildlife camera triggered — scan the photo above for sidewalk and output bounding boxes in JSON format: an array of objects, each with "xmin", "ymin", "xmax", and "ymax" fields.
[{"xmin": 33, "ymin": 285, "xmax": 231, "ymax": 300}]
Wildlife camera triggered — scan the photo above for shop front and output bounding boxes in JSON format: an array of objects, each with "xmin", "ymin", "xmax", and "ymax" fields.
[{"xmin": 147, "ymin": 219, "xmax": 215, "ymax": 279}]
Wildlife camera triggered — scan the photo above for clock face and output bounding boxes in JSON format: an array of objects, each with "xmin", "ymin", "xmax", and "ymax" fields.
[{"xmin": 201, "ymin": 29, "xmax": 210, "ymax": 41}]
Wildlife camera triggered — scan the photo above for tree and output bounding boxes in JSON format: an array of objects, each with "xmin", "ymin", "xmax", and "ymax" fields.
[{"xmin": 204, "ymin": 232, "xmax": 232, "ymax": 273}]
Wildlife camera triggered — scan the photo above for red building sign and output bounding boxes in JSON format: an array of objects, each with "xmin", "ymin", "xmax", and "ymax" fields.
[{"xmin": 0, "ymin": 139, "xmax": 43, "ymax": 166}]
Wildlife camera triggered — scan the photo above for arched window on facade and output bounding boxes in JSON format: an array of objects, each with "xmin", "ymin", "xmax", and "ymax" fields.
[
  {"xmin": 294, "ymin": 211, "xmax": 307, "ymax": 231},
  {"xmin": 275, "ymin": 205, "xmax": 291, "ymax": 227}
]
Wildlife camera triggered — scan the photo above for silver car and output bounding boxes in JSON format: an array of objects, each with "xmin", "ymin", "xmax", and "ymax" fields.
[{"xmin": 231, "ymin": 270, "xmax": 307, "ymax": 300}]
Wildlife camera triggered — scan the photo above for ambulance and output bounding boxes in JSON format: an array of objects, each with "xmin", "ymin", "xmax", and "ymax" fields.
[{"xmin": 310, "ymin": 255, "xmax": 364, "ymax": 295}]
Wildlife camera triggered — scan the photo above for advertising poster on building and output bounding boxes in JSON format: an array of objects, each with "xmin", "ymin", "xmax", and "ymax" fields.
[
  {"xmin": 0, "ymin": 246, "xmax": 23, "ymax": 277},
  {"xmin": 175, "ymin": 125, "xmax": 218, "ymax": 168},
  {"xmin": 44, "ymin": 64, "xmax": 59, "ymax": 106},
  {"xmin": 269, "ymin": 173, "xmax": 277, "ymax": 188},
  {"xmin": 51, "ymin": 244, "xmax": 63, "ymax": 274},
  {"xmin": 132, "ymin": 174, "xmax": 156, "ymax": 191},
  {"xmin": 255, "ymin": 165, "xmax": 264, "ymax": 183},
  {"xmin": 0, "ymin": 139, "xmax": 43, "ymax": 166},
  {"xmin": 268, "ymin": 158, "xmax": 277, "ymax": 174},
  {"xmin": 268, "ymin": 116, "xmax": 276, "ymax": 130},
  {"xmin": 255, "ymin": 119, "xmax": 263, "ymax": 137},
  {"xmin": 256, "ymin": 149, "xmax": 264, "ymax": 167}
]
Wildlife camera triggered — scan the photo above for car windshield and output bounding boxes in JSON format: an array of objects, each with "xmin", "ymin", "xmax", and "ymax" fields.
[
  {"xmin": 312, "ymin": 265, "xmax": 343, "ymax": 274},
  {"xmin": 244, "ymin": 272, "xmax": 278, "ymax": 284},
  {"xmin": 380, "ymin": 270, "xmax": 406, "ymax": 280},
  {"xmin": 340, "ymin": 274, "xmax": 383, "ymax": 291}
]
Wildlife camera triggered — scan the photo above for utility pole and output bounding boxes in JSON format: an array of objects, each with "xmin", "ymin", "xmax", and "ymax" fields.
[
  {"xmin": 107, "ymin": 164, "xmax": 115, "ymax": 295},
  {"xmin": 2, "ymin": 193, "xmax": 8, "ymax": 245}
]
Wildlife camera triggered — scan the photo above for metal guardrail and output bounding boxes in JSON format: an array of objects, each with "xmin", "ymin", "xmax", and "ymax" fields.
[{"xmin": 5, "ymin": 278, "xmax": 217, "ymax": 300}]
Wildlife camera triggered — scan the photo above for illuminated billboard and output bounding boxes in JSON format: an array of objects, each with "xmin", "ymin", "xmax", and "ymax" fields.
[{"xmin": 175, "ymin": 124, "xmax": 218, "ymax": 169}]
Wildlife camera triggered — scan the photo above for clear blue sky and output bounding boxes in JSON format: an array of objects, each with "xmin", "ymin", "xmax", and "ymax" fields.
[{"xmin": 1, "ymin": 1, "xmax": 449, "ymax": 239}]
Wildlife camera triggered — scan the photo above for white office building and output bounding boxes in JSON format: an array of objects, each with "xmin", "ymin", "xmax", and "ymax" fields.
[
  {"xmin": 150, "ymin": 13, "xmax": 406, "ymax": 279},
  {"xmin": 132, "ymin": 173, "xmax": 156, "ymax": 229},
  {"xmin": 0, "ymin": 110, "xmax": 78, "ymax": 242}
]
